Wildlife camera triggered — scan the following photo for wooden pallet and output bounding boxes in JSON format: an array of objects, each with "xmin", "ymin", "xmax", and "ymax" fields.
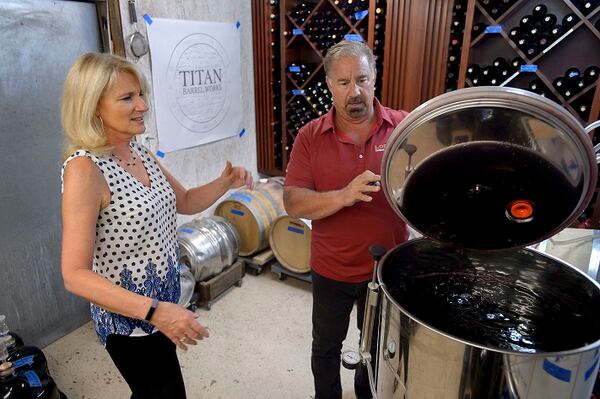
[
  {"xmin": 194, "ymin": 260, "xmax": 244, "ymax": 310},
  {"xmin": 238, "ymin": 248, "xmax": 274, "ymax": 275}
]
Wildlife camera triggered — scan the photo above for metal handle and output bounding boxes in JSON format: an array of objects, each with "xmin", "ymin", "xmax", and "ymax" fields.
[
  {"xmin": 585, "ymin": 120, "xmax": 600, "ymax": 134},
  {"xmin": 128, "ymin": 0, "xmax": 138, "ymax": 24},
  {"xmin": 587, "ymin": 120, "xmax": 600, "ymax": 164}
]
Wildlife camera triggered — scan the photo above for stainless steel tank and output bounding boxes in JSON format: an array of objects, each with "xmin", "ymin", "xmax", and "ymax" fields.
[
  {"xmin": 177, "ymin": 215, "xmax": 240, "ymax": 282},
  {"xmin": 361, "ymin": 87, "xmax": 600, "ymax": 399}
]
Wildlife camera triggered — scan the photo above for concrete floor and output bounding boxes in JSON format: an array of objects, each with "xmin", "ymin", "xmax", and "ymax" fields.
[{"xmin": 43, "ymin": 267, "xmax": 361, "ymax": 399}]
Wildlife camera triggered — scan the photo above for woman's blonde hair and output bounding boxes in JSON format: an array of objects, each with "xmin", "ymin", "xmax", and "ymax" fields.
[{"xmin": 60, "ymin": 52, "xmax": 149, "ymax": 159}]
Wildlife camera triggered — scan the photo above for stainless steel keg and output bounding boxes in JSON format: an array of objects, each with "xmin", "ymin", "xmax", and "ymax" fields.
[{"xmin": 177, "ymin": 215, "xmax": 240, "ymax": 282}]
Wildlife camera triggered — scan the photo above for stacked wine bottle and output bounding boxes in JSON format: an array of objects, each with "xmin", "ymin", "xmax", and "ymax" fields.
[
  {"xmin": 290, "ymin": 1, "xmax": 312, "ymax": 25},
  {"xmin": 478, "ymin": 0, "xmax": 517, "ymax": 19},
  {"xmin": 373, "ymin": 0, "xmax": 386, "ymax": 97},
  {"xmin": 304, "ymin": 8, "xmax": 348, "ymax": 53},
  {"xmin": 335, "ymin": 0, "xmax": 370, "ymax": 22},
  {"xmin": 553, "ymin": 66, "xmax": 598, "ymax": 99},
  {"xmin": 508, "ymin": 4, "xmax": 578, "ymax": 59},
  {"xmin": 287, "ymin": 98, "xmax": 318, "ymax": 139},
  {"xmin": 571, "ymin": 0, "xmax": 599, "ymax": 16},
  {"xmin": 445, "ymin": 0, "xmax": 467, "ymax": 92},
  {"xmin": 304, "ymin": 80, "xmax": 332, "ymax": 117},
  {"xmin": 466, "ymin": 56, "xmax": 523, "ymax": 86},
  {"xmin": 270, "ymin": 0, "xmax": 283, "ymax": 168},
  {"xmin": 288, "ymin": 62, "xmax": 318, "ymax": 87},
  {"xmin": 0, "ymin": 315, "xmax": 66, "ymax": 398}
]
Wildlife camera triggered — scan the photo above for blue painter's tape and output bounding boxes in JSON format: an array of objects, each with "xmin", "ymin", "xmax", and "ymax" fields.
[
  {"xmin": 520, "ymin": 64, "xmax": 538, "ymax": 72},
  {"xmin": 179, "ymin": 227, "xmax": 194, "ymax": 234},
  {"xmin": 239, "ymin": 128, "xmax": 246, "ymax": 137},
  {"xmin": 344, "ymin": 34, "xmax": 363, "ymax": 42},
  {"xmin": 143, "ymin": 14, "xmax": 153, "ymax": 25},
  {"xmin": 289, "ymin": 65, "xmax": 301, "ymax": 73},
  {"xmin": 288, "ymin": 226, "xmax": 305, "ymax": 234},
  {"xmin": 485, "ymin": 25, "xmax": 502, "ymax": 34},
  {"xmin": 354, "ymin": 10, "xmax": 369, "ymax": 20},
  {"xmin": 156, "ymin": 150, "xmax": 165, "ymax": 158},
  {"xmin": 292, "ymin": 89, "xmax": 305, "ymax": 95},
  {"xmin": 230, "ymin": 208, "xmax": 245, "ymax": 216},
  {"xmin": 13, "ymin": 355, "xmax": 35, "ymax": 368},
  {"xmin": 236, "ymin": 21, "xmax": 241, "ymax": 29},
  {"xmin": 292, "ymin": 28, "xmax": 303, "ymax": 35},
  {"xmin": 231, "ymin": 192, "xmax": 253, "ymax": 203},
  {"xmin": 23, "ymin": 371, "xmax": 42, "ymax": 388},
  {"xmin": 543, "ymin": 359, "xmax": 572, "ymax": 382},
  {"xmin": 585, "ymin": 356, "xmax": 599, "ymax": 380}
]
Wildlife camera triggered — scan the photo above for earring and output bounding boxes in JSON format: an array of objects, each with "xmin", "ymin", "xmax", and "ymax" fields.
[{"xmin": 97, "ymin": 115, "xmax": 104, "ymax": 131}]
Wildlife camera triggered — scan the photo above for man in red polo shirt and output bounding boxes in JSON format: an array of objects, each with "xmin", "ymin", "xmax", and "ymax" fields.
[{"xmin": 283, "ymin": 40, "xmax": 409, "ymax": 399}]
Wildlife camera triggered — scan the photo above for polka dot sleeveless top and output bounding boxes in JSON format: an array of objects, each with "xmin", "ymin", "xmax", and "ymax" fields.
[{"xmin": 61, "ymin": 142, "xmax": 180, "ymax": 345}]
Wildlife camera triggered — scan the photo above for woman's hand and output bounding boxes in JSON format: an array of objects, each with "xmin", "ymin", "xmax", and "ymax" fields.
[
  {"xmin": 149, "ymin": 301, "xmax": 210, "ymax": 350},
  {"xmin": 220, "ymin": 161, "xmax": 253, "ymax": 190}
]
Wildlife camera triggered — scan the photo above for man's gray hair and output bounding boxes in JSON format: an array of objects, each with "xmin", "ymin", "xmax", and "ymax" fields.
[{"xmin": 323, "ymin": 40, "xmax": 376, "ymax": 77}]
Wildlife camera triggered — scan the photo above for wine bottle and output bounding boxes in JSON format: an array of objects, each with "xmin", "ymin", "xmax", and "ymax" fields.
[
  {"xmin": 565, "ymin": 67, "xmax": 581, "ymax": 83},
  {"xmin": 492, "ymin": 57, "xmax": 508, "ymax": 69},
  {"xmin": 538, "ymin": 35, "xmax": 550, "ymax": 48},
  {"xmin": 577, "ymin": 0, "xmax": 597, "ymax": 15},
  {"xmin": 553, "ymin": 76, "xmax": 567, "ymax": 91},
  {"xmin": 520, "ymin": 15, "xmax": 534, "ymax": 28},
  {"xmin": 511, "ymin": 57, "xmax": 525, "ymax": 72},
  {"xmin": 472, "ymin": 23, "xmax": 487, "ymax": 36},
  {"xmin": 548, "ymin": 24, "xmax": 562, "ymax": 42},
  {"xmin": 466, "ymin": 64, "xmax": 481, "ymax": 79},
  {"xmin": 561, "ymin": 14, "xmax": 578, "ymax": 31},
  {"xmin": 584, "ymin": 65, "xmax": 599, "ymax": 84},
  {"xmin": 524, "ymin": 43, "xmax": 540, "ymax": 58},
  {"xmin": 532, "ymin": 4, "xmax": 547, "ymax": 17},
  {"xmin": 541, "ymin": 13, "xmax": 557, "ymax": 28},
  {"xmin": 529, "ymin": 78, "xmax": 543, "ymax": 93}
]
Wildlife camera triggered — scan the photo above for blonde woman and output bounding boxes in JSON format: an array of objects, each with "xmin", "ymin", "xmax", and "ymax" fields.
[{"xmin": 60, "ymin": 53, "xmax": 252, "ymax": 398}]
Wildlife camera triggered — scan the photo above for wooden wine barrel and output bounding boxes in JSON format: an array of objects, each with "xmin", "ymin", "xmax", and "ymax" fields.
[
  {"xmin": 214, "ymin": 177, "xmax": 285, "ymax": 256},
  {"xmin": 269, "ymin": 216, "xmax": 311, "ymax": 274}
]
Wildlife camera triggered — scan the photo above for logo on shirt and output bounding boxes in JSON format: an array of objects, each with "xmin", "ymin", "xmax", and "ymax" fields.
[{"xmin": 374, "ymin": 144, "xmax": 386, "ymax": 152}]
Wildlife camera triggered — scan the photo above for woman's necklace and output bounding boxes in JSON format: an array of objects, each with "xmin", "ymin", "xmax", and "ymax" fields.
[{"xmin": 112, "ymin": 147, "xmax": 138, "ymax": 168}]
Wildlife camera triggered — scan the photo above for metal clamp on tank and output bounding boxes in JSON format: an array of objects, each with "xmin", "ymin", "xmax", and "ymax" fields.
[{"xmin": 341, "ymin": 245, "xmax": 387, "ymax": 399}]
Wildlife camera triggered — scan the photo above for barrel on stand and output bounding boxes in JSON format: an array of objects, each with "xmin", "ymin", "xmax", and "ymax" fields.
[
  {"xmin": 269, "ymin": 216, "xmax": 311, "ymax": 274},
  {"xmin": 177, "ymin": 216, "xmax": 240, "ymax": 283},
  {"xmin": 214, "ymin": 177, "xmax": 285, "ymax": 256}
]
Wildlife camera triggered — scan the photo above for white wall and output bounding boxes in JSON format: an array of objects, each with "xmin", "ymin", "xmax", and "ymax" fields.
[{"xmin": 118, "ymin": 0, "xmax": 258, "ymax": 224}]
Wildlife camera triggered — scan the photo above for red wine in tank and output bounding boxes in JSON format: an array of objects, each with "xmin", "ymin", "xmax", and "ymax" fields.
[
  {"xmin": 399, "ymin": 141, "xmax": 582, "ymax": 250},
  {"xmin": 382, "ymin": 239, "xmax": 600, "ymax": 353}
]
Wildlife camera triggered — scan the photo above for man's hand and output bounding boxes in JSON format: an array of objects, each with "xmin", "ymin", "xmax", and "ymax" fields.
[{"xmin": 340, "ymin": 170, "xmax": 381, "ymax": 207}]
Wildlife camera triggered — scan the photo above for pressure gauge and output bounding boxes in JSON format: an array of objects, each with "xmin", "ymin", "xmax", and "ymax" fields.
[
  {"xmin": 341, "ymin": 350, "xmax": 361, "ymax": 370},
  {"xmin": 129, "ymin": 31, "xmax": 149, "ymax": 59}
]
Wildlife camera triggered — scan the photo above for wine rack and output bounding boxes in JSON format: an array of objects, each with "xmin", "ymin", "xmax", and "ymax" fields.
[
  {"xmin": 452, "ymin": 0, "xmax": 600, "ymax": 126},
  {"xmin": 449, "ymin": 0, "xmax": 600, "ymax": 227},
  {"xmin": 253, "ymin": 0, "xmax": 387, "ymax": 176}
]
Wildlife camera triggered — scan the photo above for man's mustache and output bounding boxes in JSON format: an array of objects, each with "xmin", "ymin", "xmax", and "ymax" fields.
[{"xmin": 347, "ymin": 98, "xmax": 364, "ymax": 104}]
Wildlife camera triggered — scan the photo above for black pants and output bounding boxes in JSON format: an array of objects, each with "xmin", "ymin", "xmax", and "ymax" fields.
[
  {"xmin": 106, "ymin": 332, "xmax": 186, "ymax": 399},
  {"xmin": 311, "ymin": 271, "xmax": 379, "ymax": 399}
]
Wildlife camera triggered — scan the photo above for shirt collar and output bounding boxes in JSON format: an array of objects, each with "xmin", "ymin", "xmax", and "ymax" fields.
[{"xmin": 320, "ymin": 98, "xmax": 393, "ymax": 135}]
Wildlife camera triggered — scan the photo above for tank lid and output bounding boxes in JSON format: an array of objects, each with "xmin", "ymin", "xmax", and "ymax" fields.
[{"xmin": 381, "ymin": 87, "xmax": 597, "ymax": 251}]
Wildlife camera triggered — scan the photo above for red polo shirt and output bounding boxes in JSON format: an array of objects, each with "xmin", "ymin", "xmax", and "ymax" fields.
[{"xmin": 285, "ymin": 99, "xmax": 409, "ymax": 283}]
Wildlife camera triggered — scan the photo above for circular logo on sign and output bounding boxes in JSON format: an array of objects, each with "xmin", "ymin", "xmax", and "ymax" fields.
[{"xmin": 167, "ymin": 34, "xmax": 229, "ymax": 133}]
